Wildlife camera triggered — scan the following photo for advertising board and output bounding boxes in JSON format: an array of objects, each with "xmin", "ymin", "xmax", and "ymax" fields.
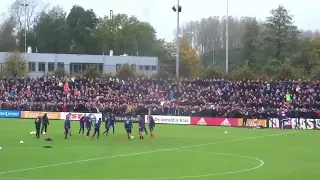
[
  {"xmin": 144, "ymin": 115, "xmax": 190, "ymax": 124},
  {"xmin": 0, "ymin": 110, "xmax": 21, "ymax": 118},
  {"xmin": 190, "ymin": 117, "xmax": 241, "ymax": 127}
]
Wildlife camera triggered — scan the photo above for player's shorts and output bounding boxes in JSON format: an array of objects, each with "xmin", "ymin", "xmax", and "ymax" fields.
[
  {"xmin": 149, "ymin": 126, "xmax": 154, "ymax": 131},
  {"xmin": 126, "ymin": 128, "xmax": 132, "ymax": 133},
  {"xmin": 139, "ymin": 127, "xmax": 144, "ymax": 132},
  {"xmin": 80, "ymin": 124, "xmax": 84, "ymax": 128}
]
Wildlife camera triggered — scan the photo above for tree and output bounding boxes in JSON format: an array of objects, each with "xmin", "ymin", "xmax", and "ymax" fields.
[
  {"xmin": 229, "ymin": 64, "xmax": 255, "ymax": 80},
  {"xmin": 0, "ymin": 17, "xmax": 17, "ymax": 51},
  {"xmin": 273, "ymin": 60, "xmax": 296, "ymax": 80},
  {"xmin": 116, "ymin": 63, "xmax": 135, "ymax": 80},
  {"xmin": 263, "ymin": 5, "xmax": 300, "ymax": 64},
  {"xmin": 179, "ymin": 36, "xmax": 203, "ymax": 78},
  {"xmin": 83, "ymin": 65, "xmax": 101, "ymax": 78},
  {"xmin": 200, "ymin": 65, "xmax": 226, "ymax": 79},
  {"xmin": 10, "ymin": 0, "xmax": 48, "ymax": 32},
  {"xmin": 33, "ymin": 6, "xmax": 70, "ymax": 53},
  {"xmin": 52, "ymin": 67, "xmax": 69, "ymax": 77},
  {"xmin": 309, "ymin": 37, "xmax": 320, "ymax": 66},
  {"xmin": 17, "ymin": 29, "xmax": 37, "ymax": 52},
  {"xmin": 66, "ymin": 5, "xmax": 98, "ymax": 54},
  {"xmin": 242, "ymin": 17, "xmax": 260, "ymax": 67},
  {"xmin": 95, "ymin": 14, "xmax": 159, "ymax": 56},
  {"xmin": 2, "ymin": 51, "xmax": 27, "ymax": 77}
]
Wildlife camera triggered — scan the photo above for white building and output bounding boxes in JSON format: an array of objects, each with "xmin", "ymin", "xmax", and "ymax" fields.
[{"xmin": 0, "ymin": 52, "xmax": 158, "ymax": 77}]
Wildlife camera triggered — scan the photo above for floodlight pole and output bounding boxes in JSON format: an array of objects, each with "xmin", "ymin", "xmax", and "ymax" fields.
[
  {"xmin": 20, "ymin": 3, "xmax": 28, "ymax": 53},
  {"xmin": 226, "ymin": 0, "xmax": 229, "ymax": 74},
  {"xmin": 175, "ymin": 0, "xmax": 180, "ymax": 78}
]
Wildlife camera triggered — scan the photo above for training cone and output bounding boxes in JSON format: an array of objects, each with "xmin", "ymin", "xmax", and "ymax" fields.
[
  {"xmin": 45, "ymin": 136, "xmax": 49, "ymax": 139},
  {"xmin": 121, "ymin": 139, "xmax": 125, "ymax": 143}
]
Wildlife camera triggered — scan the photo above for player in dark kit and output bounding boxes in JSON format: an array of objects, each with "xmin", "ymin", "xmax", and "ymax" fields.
[
  {"xmin": 41, "ymin": 113, "xmax": 49, "ymax": 134},
  {"xmin": 137, "ymin": 116, "xmax": 148, "ymax": 136},
  {"xmin": 148, "ymin": 115, "xmax": 155, "ymax": 138},
  {"xmin": 64, "ymin": 118, "xmax": 71, "ymax": 139},
  {"xmin": 138, "ymin": 116, "xmax": 146, "ymax": 139},
  {"xmin": 66, "ymin": 113, "xmax": 72, "ymax": 136},
  {"xmin": 79, "ymin": 114, "xmax": 86, "ymax": 135},
  {"xmin": 34, "ymin": 116, "xmax": 41, "ymax": 139},
  {"xmin": 86, "ymin": 116, "xmax": 93, "ymax": 138},
  {"xmin": 109, "ymin": 114, "xmax": 116, "ymax": 134},
  {"xmin": 102, "ymin": 116, "xmax": 110, "ymax": 136},
  {"xmin": 124, "ymin": 119, "xmax": 133, "ymax": 140},
  {"xmin": 92, "ymin": 118, "xmax": 102, "ymax": 140}
]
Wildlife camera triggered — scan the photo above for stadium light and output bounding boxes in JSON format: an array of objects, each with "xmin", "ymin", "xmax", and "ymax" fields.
[
  {"xmin": 173, "ymin": 0, "xmax": 182, "ymax": 78},
  {"xmin": 20, "ymin": 3, "xmax": 29, "ymax": 53}
]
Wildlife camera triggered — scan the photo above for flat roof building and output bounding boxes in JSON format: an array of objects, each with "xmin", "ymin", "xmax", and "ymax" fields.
[{"xmin": 0, "ymin": 52, "xmax": 158, "ymax": 77}]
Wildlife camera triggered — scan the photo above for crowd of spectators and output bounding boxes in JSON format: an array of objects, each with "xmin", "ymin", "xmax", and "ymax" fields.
[{"xmin": 0, "ymin": 76, "xmax": 319, "ymax": 119}]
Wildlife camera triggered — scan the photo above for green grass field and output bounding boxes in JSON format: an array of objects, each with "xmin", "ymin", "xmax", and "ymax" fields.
[{"xmin": 0, "ymin": 118, "xmax": 319, "ymax": 180}]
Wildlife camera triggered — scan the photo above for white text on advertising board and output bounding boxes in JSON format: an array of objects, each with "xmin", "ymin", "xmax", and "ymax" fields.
[{"xmin": 145, "ymin": 115, "xmax": 190, "ymax": 125}]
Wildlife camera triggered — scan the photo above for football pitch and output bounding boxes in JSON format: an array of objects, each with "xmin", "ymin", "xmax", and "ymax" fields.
[{"xmin": 0, "ymin": 119, "xmax": 319, "ymax": 180}]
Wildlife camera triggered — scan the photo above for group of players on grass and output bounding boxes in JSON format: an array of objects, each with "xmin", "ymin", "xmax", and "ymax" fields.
[{"xmin": 34, "ymin": 113, "xmax": 156, "ymax": 140}]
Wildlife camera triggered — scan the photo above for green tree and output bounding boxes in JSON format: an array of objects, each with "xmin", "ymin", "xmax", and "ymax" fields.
[
  {"xmin": 242, "ymin": 17, "xmax": 259, "ymax": 67},
  {"xmin": 0, "ymin": 16, "xmax": 17, "ymax": 51},
  {"xmin": 17, "ymin": 30, "xmax": 37, "ymax": 52},
  {"xmin": 33, "ymin": 6, "xmax": 70, "ymax": 53},
  {"xmin": 52, "ymin": 67, "xmax": 69, "ymax": 77},
  {"xmin": 309, "ymin": 37, "xmax": 320, "ymax": 66},
  {"xmin": 95, "ymin": 14, "xmax": 159, "ymax": 56},
  {"xmin": 83, "ymin": 65, "xmax": 101, "ymax": 78},
  {"xmin": 67, "ymin": 5, "xmax": 98, "ymax": 54},
  {"xmin": 263, "ymin": 5, "xmax": 300, "ymax": 64},
  {"xmin": 116, "ymin": 63, "xmax": 135, "ymax": 80},
  {"xmin": 200, "ymin": 65, "xmax": 226, "ymax": 79},
  {"xmin": 273, "ymin": 60, "xmax": 296, "ymax": 80},
  {"xmin": 2, "ymin": 51, "xmax": 27, "ymax": 77},
  {"xmin": 229, "ymin": 64, "xmax": 255, "ymax": 81}
]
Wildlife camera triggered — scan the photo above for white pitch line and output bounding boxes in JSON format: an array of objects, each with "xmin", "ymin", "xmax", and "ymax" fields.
[
  {"xmin": 0, "ymin": 131, "xmax": 298, "ymax": 177},
  {"xmin": 0, "ymin": 150, "xmax": 266, "ymax": 180}
]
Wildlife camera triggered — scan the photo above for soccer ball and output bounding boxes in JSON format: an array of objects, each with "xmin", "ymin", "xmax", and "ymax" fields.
[
  {"xmin": 42, "ymin": 132, "xmax": 46, "ymax": 135},
  {"xmin": 20, "ymin": 141, "xmax": 24, "ymax": 144},
  {"xmin": 0, "ymin": 147, "xmax": 2, "ymax": 150},
  {"xmin": 130, "ymin": 136, "xmax": 134, "ymax": 139},
  {"xmin": 224, "ymin": 131, "xmax": 228, "ymax": 134}
]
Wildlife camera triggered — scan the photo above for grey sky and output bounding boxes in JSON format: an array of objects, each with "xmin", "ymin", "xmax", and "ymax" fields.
[{"xmin": 1, "ymin": 0, "xmax": 320, "ymax": 41}]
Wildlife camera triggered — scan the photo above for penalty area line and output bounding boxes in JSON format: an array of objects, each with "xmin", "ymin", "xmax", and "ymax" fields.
[{"xmin": 0, "ymin": 131, "xmax": 297, "ymax": 176}]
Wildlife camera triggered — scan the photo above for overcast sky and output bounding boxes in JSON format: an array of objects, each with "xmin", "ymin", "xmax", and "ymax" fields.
[{"xmin": 1, "ymin": 0, "xmax": 320, "ymax": 40}]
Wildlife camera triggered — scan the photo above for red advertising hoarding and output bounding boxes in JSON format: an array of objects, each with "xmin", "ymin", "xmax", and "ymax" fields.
[{"xmin": 191, "ymin": 117, "xmax": 241, "ymax": 127}]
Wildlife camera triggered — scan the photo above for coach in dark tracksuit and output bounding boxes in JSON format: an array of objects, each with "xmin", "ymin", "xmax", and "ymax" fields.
[
  {"xmin": 109, "ymin": 115, "xmax": 116, "ymax": 134},
  {"xmin": 34, "ymin": 116, "xmax": 41, "ymax": 139},
  {"xmin": 41, "ymin": 113, "xmax": 49, "ymax": 134}
]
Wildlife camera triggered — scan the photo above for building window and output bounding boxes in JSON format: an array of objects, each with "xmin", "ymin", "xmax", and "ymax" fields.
[
  {"xmin": 145, "ymin": 66, "xmax": 150, "ymax": 70},
  {"xmin": 28, "ymin": 62, "xmax": 35, "ymax": 72},
  {"xmin": 70, "ymin": 63, "xmax": 81, "ymax": 73},
  {"xmin": 57, "ymin": 62, "xmax": 64, "ymax": 69},
  {"xmin": 151, "ymin": 66, "xmax": 157, "ymax": 70},
  {"xmin": 139, "ymin": 66, "xmax": 143, "ymax": 70},
  {"xmin": 48, "ymin": 62, "xmax": 55, "ymax": 72},
  {"xmin": 38, "ymin": 62, "xmax": 45, "ymax": 72}
]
